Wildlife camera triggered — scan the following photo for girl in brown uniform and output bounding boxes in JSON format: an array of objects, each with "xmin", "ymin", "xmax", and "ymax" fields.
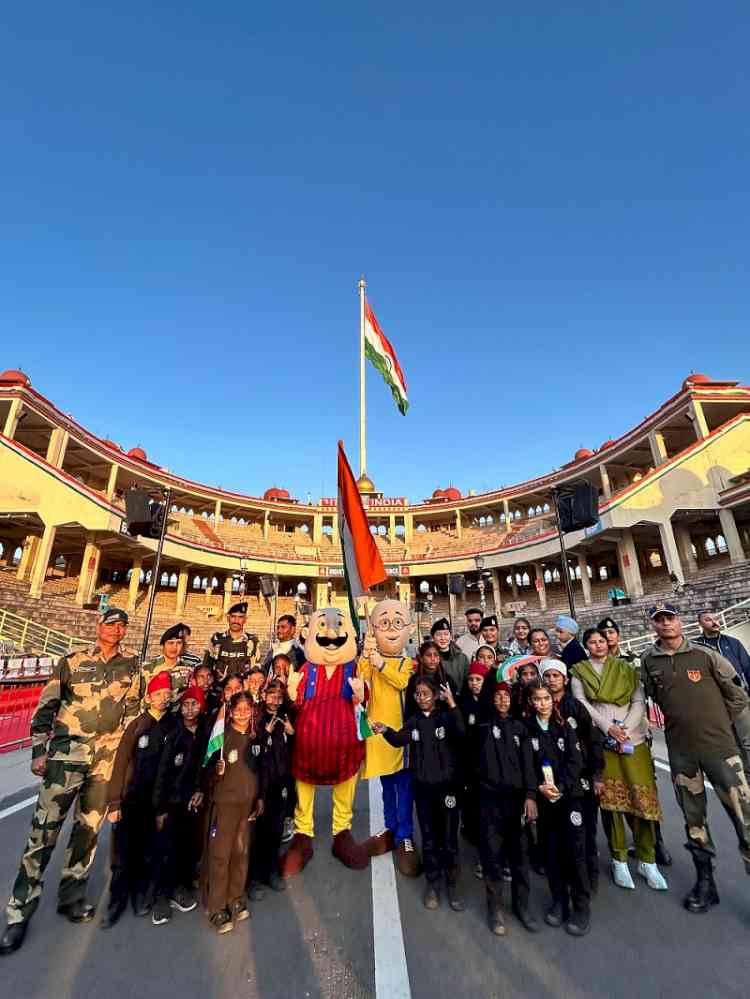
[{"xmin": 201, "ymin": 691, "xmax": 264, "ymax": 933}]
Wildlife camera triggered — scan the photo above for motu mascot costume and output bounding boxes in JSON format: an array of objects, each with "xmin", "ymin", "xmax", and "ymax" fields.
[
  {"xmin": 281, "ymin": 607, "xmax": 382, "ymax": 877},
  {"xmin": 359, "ymin": 599, "xmax": 420, "ymax": 876}
]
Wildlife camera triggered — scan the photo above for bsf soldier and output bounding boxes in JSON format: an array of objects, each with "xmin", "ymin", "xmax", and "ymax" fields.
[
  {"xmin": 203, "ymin": 601, "xmax": 258, "ymax": 680},
  {"xmin": 140, "ymin": 623, "xmax": 194, "ymax": 709},
  {"xmin": 0, "ymin": 608, "xmax": 139, "ymax": 955},
  {"xmin": 640, "ymin": 602, "xmax": 750, "ymax": 913}
]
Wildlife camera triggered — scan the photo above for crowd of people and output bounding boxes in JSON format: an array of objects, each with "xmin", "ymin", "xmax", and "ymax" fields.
[{"xmin": 1, "ymin": 596, "xmax": 750, "ymax": 956}]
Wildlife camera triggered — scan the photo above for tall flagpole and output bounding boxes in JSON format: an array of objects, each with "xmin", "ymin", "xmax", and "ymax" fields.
[{"xmin": 359, "ymin": 275, "xmax": 367, "ymax": 477}]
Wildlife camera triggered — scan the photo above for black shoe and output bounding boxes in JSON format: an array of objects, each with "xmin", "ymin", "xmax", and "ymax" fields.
[
  {"xmin": 151, "ymin": 897, "xmax": 172, "ymax": 926},
  {"xmin": 99, "ymin": 899, "xmax": 126, "ymax": 930},
  {"xmin": 209, "ymin": 909, "xmax": 233, "ymax": 934},
  {"xmin": 57, "ymin": 901, "xmax": 96, "ymax": 923},
  {"xmin": 268, "ymin": 873, "xmax": 287, "ymax": 893},
  {"xmin": 0, "ymin": 922, "xmax": 28, "ymax": 955},
  {"xmin": 655, "ymin": 837, "xmax": 673, "ymax": 868},
  {"xmin": 231, "ymin": 899, "xmax": 250, "ymax": 923},
  {"xmin": 131, "ymin": 893, "xmax": 151, "ymax": 918},
  {"xmin": 684, "ymin": 860, "xmax": 720, "ymax": 914},
  {"xmin": 565, "ymin": 910, "xmax": 591, "ymax": 937},
  {"xmin": 248, "ymin": 882, "xmax": 265, "ymax": 902},
  {"xmin": 169, "ymin": 888, "xmax": 197, "ymax": 913},
  {"xmin": 513, "ymin": 908, "xmax": 540, "ymax": 933},
  {"xmin": 544, "ymin": 901, "xmax": 565, "ymax": 928},
  {"xmin": 446, "ymin": 880, "xmax": 465, "ymax": 912}
]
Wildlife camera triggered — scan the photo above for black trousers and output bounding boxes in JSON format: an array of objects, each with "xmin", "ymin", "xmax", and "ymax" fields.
[
  {"xmin": 478, "ymin": 790, "xmax": 530, "ymax": 911},
  {"xmin": 109, "ymin": 800, "xmax": 158, "ymax": 905},
  {"xmin": 414, "ymin": 782, "xmax": 461, "ymax": 883},
  {"xmin": 153, "ymin": 804, "xmax": 203, "ymax": 900},
  {"xmin": 250, "ymin": 778, "xmax": 291, "ymax": 884},
  {"xmin": 537, "ymin": 797, "xmax": 590, "ymax": 915},
  {"xmin": 461, "ymin": 777, "xmax": 480, "ymax": 845},
  {"xmin": 581, "ymin": 784, "xmax": 600, "ymax": 876}
]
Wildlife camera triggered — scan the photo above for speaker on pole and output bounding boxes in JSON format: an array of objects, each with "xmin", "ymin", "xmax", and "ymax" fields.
[
  {"xmin": 557, "ymin": 481, "xmax": 599, "ymax": 533},
  {"xmin": 259, "ymin": 575, "xmax": 276, "ymax": 598},
  {"xmin": 125, "ymin": 488, "xmax": 153, "ymax": 537},
  {"xmin": 448, "ymin": 574, "xmax": 465, "ymax": 596}
]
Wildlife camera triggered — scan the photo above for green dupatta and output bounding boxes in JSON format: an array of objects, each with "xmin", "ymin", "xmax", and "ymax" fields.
[{"xmin": 571, "ymin": 655, "xmax": 638, "ymax": 707}]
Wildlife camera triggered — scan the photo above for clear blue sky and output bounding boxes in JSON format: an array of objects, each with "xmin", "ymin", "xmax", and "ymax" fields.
[{"xmin": 3, "ymin": 3, "xmax": 749, "ymax": 502}]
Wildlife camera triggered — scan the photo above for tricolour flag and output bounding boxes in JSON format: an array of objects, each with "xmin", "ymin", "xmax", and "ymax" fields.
[
  {"xmin": 355, "ymin": 702, "xmax": 374, "ymax": 740},
  {"xmin": 337, "ymin": 441, "xmax": 388, "ymax": 632},
  {"xmin": 203, "ymin": 705, "xmax": 225, "ymax": 764},
  {"xmin": 364, "ymin": 302, "xmax": 408, "ymax": 415}
]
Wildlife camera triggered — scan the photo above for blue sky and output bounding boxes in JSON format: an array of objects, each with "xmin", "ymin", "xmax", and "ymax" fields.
[{"xmin": 3, "ymin": 3, "xmax": 749, "ymax": 502}]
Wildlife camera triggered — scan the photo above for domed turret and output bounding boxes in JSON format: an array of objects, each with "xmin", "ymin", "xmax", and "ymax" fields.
[
  {"xmin": 0, "ymin": 369, "xmax": 30, "ymax": 386},
  {"xmin": 357, "ymin": 474, "xmax": 377, "ymax": 495},
  {"xmin": 599, "ymin": 439, "xmax": 615, "ymax": 451},
  {"xmin": 127, "ymin": 447, "xmax": 147, "ymax": 461},
  {"xmin": 264, "ymin": 487, "xmax": 291, "ymax": 501},
  {"xmin": 432, "ymin": 488, "xmax": 446, "ymax": 499},
  {"xmin": 443, "ymin": 486, "xmax": 461, "ymax": 501},
  {"xmin": 683, "ymin": 373, "xmax": 711, "ymax": 390},
  {"xmin": 574, "ymin": 448, "xmax": 594, "ymax": 461},
  {"xmin": 102, "ymin": 439, "xmax": 122, "ymax": 451}
]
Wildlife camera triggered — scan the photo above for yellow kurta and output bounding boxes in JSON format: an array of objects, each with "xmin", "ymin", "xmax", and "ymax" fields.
[{"xmin": 358, "ymin": 654, "xmax": 414, "ymax": 779}]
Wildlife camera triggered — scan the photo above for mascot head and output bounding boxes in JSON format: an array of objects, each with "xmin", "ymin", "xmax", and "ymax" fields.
[
  {"xmin": 369, "ymin": 599, "xmax": 414, "ymax": 657},
  {"xmin": 303, "ymin": 607, "xmax": 358, "ymax": 666}
]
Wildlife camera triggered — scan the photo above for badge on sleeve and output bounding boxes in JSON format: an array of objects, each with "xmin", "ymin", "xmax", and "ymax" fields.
[
  {"xmin": 281, "ymin": 786, "xmax": 288, "ymax": 799},
  {"xmin": 580, "ymin": 777, "xmax": 590, "ymax": 791},
  {"xmin": 532, "ymin": 738, "xmax": 539, "ymax": 751},
  {"xmin": 567, "ymin": 716, "xmax": 578, "ymax": 730},
  {"xmin": 513, "ymin": 734, "xmax": 520, "ymax": 747},
  {"xmin": 435, "ymin": 726, "xmax": 446, "ymax": 740},
  {"xmin": 174, "ymin": 752, "xmax": 184, "ymax": 767},
  {"xmin": 492, "ymin": 725, "xmax": 501, "ymax": 739},
  {"xmin": 570, "ymin": 811, "xmax": 582, "ymax": 826},
  {"xmin": 411, "ymin": 729, "xmax": 420, "ymax": 742},
  {"xmin": 687, "ymin": 670, "xmax": 702, "ymax": 683},
  {"xmin": 557, "ymin": 738, "xmax": 565, "ymax": 750},
  {"xmin": 138, "ymin": 735, "xmax": 149, "ymax": 750},
  {"xmin": 252, "ymin": 744, "xmax": 261, "ymax": 757},
  {"xmin": 227, "ymin": 749, "xmax": 239, "ymax": 764},
  {"xmin": 468, "ymin": 713, "xmax": 475, "ymax": 726},
  {"xmin": 444, "ymin": 795, "xmax": 457, "ymax": 809}
]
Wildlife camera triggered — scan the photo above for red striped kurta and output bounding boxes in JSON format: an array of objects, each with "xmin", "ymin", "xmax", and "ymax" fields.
[{"xmin": 291, "ymin": 662, "xmax": 365, "ymax": 786}]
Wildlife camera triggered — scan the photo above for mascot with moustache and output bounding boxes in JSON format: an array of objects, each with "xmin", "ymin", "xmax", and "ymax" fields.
[{"xmin": 281, "ymin": 606, "xmax": 382, "ymax": 876}]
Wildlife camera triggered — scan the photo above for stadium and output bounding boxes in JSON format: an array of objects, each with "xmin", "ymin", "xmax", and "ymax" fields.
[{"xmin": 1, "ymin": 367, "xmax": 749, "ymax": 659}]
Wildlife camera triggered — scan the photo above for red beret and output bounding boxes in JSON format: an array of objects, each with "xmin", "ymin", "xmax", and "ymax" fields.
[
  {"xmin": 181, "ymin": 684, "xmax": 206, "ymax": 710},
  {"xmin": 494, "ymin": 680, "xmax": 512, "ymax": 695},
  {"xmin": 468, "ymin": 661, "xmax": 490, "ymax": 679},
  {"xmin": 147, "ymin": 671, "xmax": 172, "ymax": 696}
]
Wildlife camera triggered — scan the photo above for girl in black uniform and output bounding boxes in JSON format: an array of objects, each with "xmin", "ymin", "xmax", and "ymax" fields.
[
  {"xmin": 404, "ymin": 640, "xmax": 458, "ymax": 718},
  {"xmin": 526, "ymin": 679, "xmax": 592, "ymax": 937},
  {"xmin": 373, "ymin": 675, "xmax": 466, "ymax": 911},
  {"xmin": 458, "ymin": 661, "xmax": 490, "ymax": 875},
  {"xmin": 476, "ymin": 680, "xmax": 539, "ymax": 936}
]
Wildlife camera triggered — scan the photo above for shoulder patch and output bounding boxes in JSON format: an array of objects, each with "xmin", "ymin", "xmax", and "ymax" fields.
[{"xmin": 567, "ymin": 716, "xmax": 578, "ymax": 730}]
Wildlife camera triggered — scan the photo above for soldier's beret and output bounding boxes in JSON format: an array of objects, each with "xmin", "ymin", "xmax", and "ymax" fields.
[
  {"xmin": 430, "ymin": 618, "xmax": 451, "ymax": 636},
  {"xmin": 481, "ymin": 615, "xmax": 498, "ymax": 630},
  {"xmin": 100, "ymin": 607, "xmax": 128, "ymax": 626},
  {"xmin": 160, "ymin": 623, "xmax": 186, "ymax": 645},
  {"xmin": 597, "ymin": 617, "xmax": 620, "ymax": 633},
  {"xmin": 228, "ymin": 601, "xmax": 248, "ymax": 615},
  {"xmin": 178, "ymin": 621, "xmax": 192, "ymax": 635}
]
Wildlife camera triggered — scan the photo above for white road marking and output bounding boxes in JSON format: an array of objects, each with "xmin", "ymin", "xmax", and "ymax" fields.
[
  {"xmin": 0, "ymin": 795, "xmax": 37, "ymax": 821},
  {"xmin": 654, "ymin": 758, "xmax": 713, "ymax": 790},
  {"xmin": 368, "ymin": 778, "xmax": 412, "ymax": 999}
]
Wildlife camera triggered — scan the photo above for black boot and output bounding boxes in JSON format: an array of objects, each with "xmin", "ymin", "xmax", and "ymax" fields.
[
  {"xmin": 57, "ymin": 900, "xmax": 96, "ymax": 923},
  {"xmin": 0, "ymin": 922, "xmax": 28, "ymax": 955},
  {"xmin": 684, "ymin": 856, "xmax": 720, "ymax": 914},
  {"xmin": 588, "ymin": 865, "xmax": 599, "ymax": 897},
  {"xmin": 485, "ymin": 882, "xmax": 505, "ymax": 936},
  {"xmin": 654, "ymin": 825, "xmax": 673, "ymax": 867},
  {"xmin": 566, "ymin": 905, "xmax": 591, "ymax": 937},
  {"xmin": 446, "ymin": 869, "xmax": 465, "ymax": 912},
  {"xmin": 99, "ymin": 897, "xmax": 127, "ymax": 930}
]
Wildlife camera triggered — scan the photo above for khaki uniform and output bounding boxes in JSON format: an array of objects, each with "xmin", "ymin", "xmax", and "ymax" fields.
[
  {"xmin": 139, "ymin": 655, "xmax": 194, "ymax": 709},
  {"xmin": 5, "ymin": 644, "xmax": 139, "ymax": 925},
  {"xmin": 640, "ymin": 639, "xmax": 750, "ymax": 865}
]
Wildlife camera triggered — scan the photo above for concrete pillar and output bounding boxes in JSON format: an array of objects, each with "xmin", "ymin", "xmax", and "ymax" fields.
[
  {"xmin": 398, "ymin": 580, "xmax": 411, "ymax": 607},
  {"xmin": 455, "ymin": 509, "xmax": 462, "ymax": 539},
  {"xmin": 128, "ymin": 558, "xmax": 143, "ymax": 611},
  {"xmin": 648, "ymin": 431, "xmax": 668, "ymax": 467},
  {"xmin": 176, "ymin": 567, "xmax": 190, "ymax": 614},
  {"xmin": 718, "ymin": 508, "xmax": 746, "ymax": 563},
  {"xmin": 106, "ymin": 463, "xmax": 119, "ymax": 500},
  {"xmin": 658, "ymin": 520, "xmax": 685, "ymax": 585},
  {"xmin": 403, "ymin": 513, "xmax": 413, "ymax": 543},
  {"xmin": 674, "ymin": 524, "xmax": 698, "ymax": 575},
  {"xmin": 331, "ymin": 513, "xmax": 340, "ymax": 544},
  {"xmin": 2, "ymin": 398, "xmax": 23, "ymax": 439},
  {"xmin": 214, "ymin": 500, "xmax": 222, "ymax": 526},
  {"xmin": 511, "ymin": 571, "xmax": 519, "ymax": 598},
  {"xmin": 223, "ymin": 576, "xmax": 234, "ymax": 613},
  {"xmin": 75, "ymin": 538, "xmax": 101, "ymax": 606},
  {"xmin": 599, "ymin": 464, "xmax": 612, "ymax": 500},
  {"xmin": 16, "ymin": 535, "xmax": 38, "ymax": 581},
  {"xmin": 578, "ymin": 554, "xmax": 592, "ymax": 606},
  {"xmin": 312, "ymin": 513, "xmax": 322, "ymax": 544},
  {"xmin": 503, "ymin": 499, "xmax": 511, "ymax": 532},
  {"xmin": 45, "ymin": 427, "xmax": 69, "ymax": 468},
  {"xmin": 315, "ymin": 581, "xmax": 329, "ymax": 609},
  {"xmin": 533, "ymin": 562, "xmax": 547, "ymax": 611},
  {"xmin": 29, "ymin": 524, "xmax": 56, "ymax": 599},
  {"xmin": 388, "ymin": 515, "xmax": 396, "ymax": 542},
  {"xmin": 616, "ymin": 529, "xmax": 644, "ymax": 599},
  {"xmin": 690, "ymin": 400, "xmax": 709, "ymax": 440},
  {"xmin": 491, "ymin": 568, "xmax": 503, "ymax": 618},
  {"xmin": 263, "ymin": 510, "xmax": 269, "ymax": 540}
]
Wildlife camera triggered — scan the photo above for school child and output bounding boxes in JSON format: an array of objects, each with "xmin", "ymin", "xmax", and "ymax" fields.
[
  {"xmin": 150, "ymin": 684, "xmax": 209, "ymax": 925},
  {"xmin": 269, "ymin": 653, "xmax": 291, "ymax": 683},
  {"xmin": 510, "ymin": 660, "xmax": 542, "ymax": 720},
  {"xmin": 243, "ymin": 667, "xmax": 266, "ymax": 704},
  {"xmin": 201, "ymin": 691, "xmax": 264, "ymax": 933},
  {"xmin": 538, "ymin": 659, "xmax": 604, "ymax": 894},
  {"xmin": 404, "ymin": 640, "xmax": 458, "ymax": 718},
  {"xmin": 193, "ymin": 663, "xmax": 221, "ymax": 716},
  {"xmin": 372, "ymin": 675, "xmax": 466, "ymax": 911},
  {"xmin": 248, "ymin": 680, "xmax": 294, "ymax": 897},
  {"xmin": 476, "ymin": 680, "xmax": 538, "ymax": 936},
  {"xmin": 525, "ymin": 679, "xmax": 592, "ymax": 937},
  {"xmin": 101, "ymin": 672, "xmax": 177, "ymax": 928},
  {"xmin": 458, "ymin": 661, "xmax": 490, "ymax": 873}
]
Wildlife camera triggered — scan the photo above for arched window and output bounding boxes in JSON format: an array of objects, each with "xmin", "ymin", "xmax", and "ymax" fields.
[
  {"xmin": 648, "ymin": 551, "xmax": 663, "ymax": 568},
  {"xmin": 169, "ymin": 572, "xmax": 178, "ymax": 587},
  {"xmin": 231, "ymin": 517, "xmax": 238, "ymax": 524},
  {"xmin": 599, "ymin": 566, "xmax": 609, "ymax": 580},
  {"xmin": 160, "ymin": 572, "xmax": 169, "ymax": 586},
  {"xmin": 704, "ymin": 538, "xmax": 717, "ymax": 557},
  {"xmin": 553, "ymin": 568, "xmax": 560, "ymax": 582},
  {"xmin": 187, "ymin": 508, "xmax": 194, "ymax": 516},
  {"xmin": 416, "ymin": 524, "xmax": 427, "ymax": 533},
  {"xmin": 322, "ymin": 524, "xmax": 332, "ymax": 536},
  {"xmin": 521, "ymin": 572, "xmax": 530, "ymax": 587},
  {"xmin": 505, "ymin": 575, "xmax": 513, "ymax": 585},
  {"xmin": 486, "ymin": 514, "xmax": 494, "ymax": 525},
  {"xmin": 543, "ymin": 502, "xmax": 550, "ymax": 513},
  {"xmin": 370, "ymin": 525, "xmax": 377, "ymax": 535},
  {"xmin": 211, "ymin": 577, "xmax": 218, "ymax": 588},
  {"xmin": 479, "ymin": 516, "xmax": 486, "ymax": 527},
  {"xmin": 716, "ymin": 534, "xmax": 728, "ymax": 554},
  {"xmin": 145, "ymin": 570, "xmax": 152, "ymax": 583},
  {"xmin": 126, "ymin": 569, "xmax": 132, "ymax": 581},
  {"xmin": 528, "ymin": 507, "xmax": 535, "ymax": 518},
  {"xmin": 54, "ymin": 555, "xmax": 66, "ymax": 570},
  {"xmin": 202, "ymin": 511, "xmax": 208, "ymax": 519},
  {"xmin": 515, "ymin": 573, "xmax": 523, "ymax": 587},
  {"xmin": 514, "ymin": 510, "xmax": 521, "ymax": 520},
  {"xmin": 569, "ymin": 567, "xmax": 576, "ymax": 581},
  {"xmin": 12, "ymin": 546, "xmax": 23, "ymax": 565},
  {"xmin": 544, "ymin": 569, "xmax": 553, "ymax": 583},
  {"xmin": 574, "ymin": 565, "xmax": 581, "ymax": 580},
  {"xmin": 139, "ymin": 569, "xmax": 146, "ymax": 583},
  {"xmin": 500, "ymin": 513, "xmax": 506, "ymax": 524},
  {"xmin": 536, "ymin": 505, "xmax": 542, "ymax": 516},
  {"xmin": 300, "ymin": 524, "xmax": 310, "ymax": 534},
  {"xmin": 395, "ymin": 524, "xmax": 405, "ymax": 536},
  {"xmin": 193, "ymin": 575, "xmax": 202, "ymax": 590},
  {"xmin": 691, "ymin": 543, "xmax": 697, "ymax": 558},
  {"xmin": 231, "ymin": 577, "xmax": 240, "ymax": 592}
]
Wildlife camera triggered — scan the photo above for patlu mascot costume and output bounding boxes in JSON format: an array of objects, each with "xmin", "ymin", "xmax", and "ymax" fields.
[{"xmin": 281, "ymin": 607, "xmax": 386, "ymax": 876}]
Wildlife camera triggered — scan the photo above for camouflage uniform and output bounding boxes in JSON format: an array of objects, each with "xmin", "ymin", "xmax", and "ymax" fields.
[
  {"xmin": 139, "ymin": 655, "xmax": 193, "ymax": 710},
  {"xmin": 5, "ymin": 644, "xmax": 139, "ymax": 925},
  {"xmin": 202, "ymin": 630, "xmax": 258, "ymax": 679},
  {"xmin": 640, "ymin": 638, "xmax": 750, "ymax": 866}
]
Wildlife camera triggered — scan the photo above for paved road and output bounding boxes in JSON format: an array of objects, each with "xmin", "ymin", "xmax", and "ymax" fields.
[{"xmin": 1, "ymin": 752, "xmax": 748, "ymax": 999}]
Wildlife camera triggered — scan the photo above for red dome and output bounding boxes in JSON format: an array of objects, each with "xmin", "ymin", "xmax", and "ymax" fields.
[
  {"xmin": 102, "ymin": 439, "xmax": 122, "ymax": 451},
  {"xmin": 127, "ymin": 447, "xmax": 147, "ymax": 461},
  {"xmin": 574, "ymin": 448, "xmax": 594, "ymax": 461},
  {"xmin": 683, "ymin": 373, "xmax": 711, "ymax": 389},
  {"xmin": 432, "ymin": 489, "xmax": 447, "ymax": 499},
  {"xmin": 443, "ymin": 486, "xmax": 461, "ymax": 501},
  {"xmin": 264, "ymin": 487, "xmax": 290, "ymax": 501},
  {"xmin": 0, "ymin": 369, "xmax": 30, "ymax": 385},
  {"xmin": 599, "ymin": 439, "xmax": 616, "ymax": 450}
]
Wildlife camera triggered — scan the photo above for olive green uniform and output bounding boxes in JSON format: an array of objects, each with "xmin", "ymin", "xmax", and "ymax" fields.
[
  {"xmin": 139, "ymin": 655, "xmax": 194, "ymax": 709},
  {"xmin": 5, "ymin": 645, "xmax": 140, "ymax": 925},
  {"xmin": 640, "ymin": 639, "xmax": 750, "ymax": 866}
]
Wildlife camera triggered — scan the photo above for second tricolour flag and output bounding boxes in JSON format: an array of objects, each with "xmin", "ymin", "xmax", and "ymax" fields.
[{"xmin": 364, "ymin": 302, "xmax": 409, "ymax": 415}]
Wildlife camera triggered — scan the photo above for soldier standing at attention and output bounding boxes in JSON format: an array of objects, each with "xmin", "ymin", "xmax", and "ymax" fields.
[
  {"xmin": 0, "ymin": 608, "xmax": 139, "ymax": 955},
  {"xmin": 203, "ymin": 601, "xmax": 258, "ymax": 680},
  {"xmin": 141, "ymin": 623, "xmax": 194, "ymax": 708},
  {"xmin": 640, "ymin": 602, "xmax": 750, "ymax": 913}
]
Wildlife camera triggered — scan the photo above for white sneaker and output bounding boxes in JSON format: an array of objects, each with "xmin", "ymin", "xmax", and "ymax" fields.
[
  {"xmin": 611, "ymin": 859, "xmax": 635, "ymax": 889},
  {"xmin": 637, "ymin": 861, "xmax": 668, "ymax": 891}
]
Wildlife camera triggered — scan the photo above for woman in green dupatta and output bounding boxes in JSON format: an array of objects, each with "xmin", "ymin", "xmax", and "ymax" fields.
[{"xmin": 571, "ymin": 627, "xmax": 667, "ymax": 893}]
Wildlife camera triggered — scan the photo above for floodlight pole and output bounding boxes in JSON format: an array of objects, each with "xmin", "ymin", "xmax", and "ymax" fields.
[
  {"xmin": 551, "ymin": 487, "xmax": 577, "ymax": 620},
  {"xmin": 140, "ymin": 487, "xmax": 172, "ymax": 664}
]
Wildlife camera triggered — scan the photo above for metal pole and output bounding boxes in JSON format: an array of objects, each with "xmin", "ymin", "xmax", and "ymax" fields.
[
  {"xmin": 359, "ymin": 275, "xmax": 367, "ymax": 477},
  {"xmin": 551, "ymin": 487, "xmax": 577, "ymax": 620},
  {"xmin": 140, "ymin": 487, "xmax": 172, "ymax": 664}
]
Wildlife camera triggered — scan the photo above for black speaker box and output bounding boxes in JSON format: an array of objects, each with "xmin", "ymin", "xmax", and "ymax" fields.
[{"xmin": 448, "ymin": 574, "xmax": 465, "ymax": 595}]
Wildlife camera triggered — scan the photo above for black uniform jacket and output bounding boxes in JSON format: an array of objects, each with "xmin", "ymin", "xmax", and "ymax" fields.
[
  {"xmin": 383, "ymin": 705, "xmax": 465, "ymax": 786},
  {"xmin": 152, "ymin": 716, "xmax": 208, "ymax": 812},
  {"xmin": 475, "ymin": 710, "xmax": 536, "ymax": 798},
  {"xmin": 108, "ymin": 710, "xmax": 178, "ymax": 809},
  {"xmin": 525, "ymin": 714, "xmax": 585, "ymax": 800}
]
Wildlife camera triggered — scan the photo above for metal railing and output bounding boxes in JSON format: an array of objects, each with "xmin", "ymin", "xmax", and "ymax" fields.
[
  {"xmin": 620, "ymin": 597, "xmax": 750, "ymax": 656},
  {"xmin": 0, "ymin": 607, "xmax": 89, "ymax": 658}
]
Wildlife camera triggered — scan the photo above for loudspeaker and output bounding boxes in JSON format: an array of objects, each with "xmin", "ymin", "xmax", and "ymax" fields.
[
  {"xmin": 125, "ymin": 488, "xmax": 166, "ymax": 539},
  {"xmin": 259, "ymin": 575, "xmax": 276, "ymax": 598},
  {"xmin": 448, "ymin": 574, "xmax": 465, "ymax": 596},
  {"xmin": 557, "ymin": 481, "xmax": 599, "ymax": 533},
  {"xmin": 415, "ymin": 600, "xmax": 429, "ymax": 613}
]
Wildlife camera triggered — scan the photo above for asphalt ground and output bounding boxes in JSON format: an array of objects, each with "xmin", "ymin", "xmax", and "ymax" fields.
[{"xmin": 1, "ymin": 748, "xmax": 749, "ymax": 999}]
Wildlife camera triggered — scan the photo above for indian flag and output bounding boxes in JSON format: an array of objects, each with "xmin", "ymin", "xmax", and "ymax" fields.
[
  {"xmin": 354, "ymin": 702, "xmax": 374, "ymax": 740},
  {"xmin": 365, "ymin": 302, "xmax": 408, "ymax": 415},
  {"xmin": 203, "ymin": 705, "xmax": 225, "ymax": 764},
  {"xmin": 337, "ymin": 441, "xmax": 388, "ymax": 632}
]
